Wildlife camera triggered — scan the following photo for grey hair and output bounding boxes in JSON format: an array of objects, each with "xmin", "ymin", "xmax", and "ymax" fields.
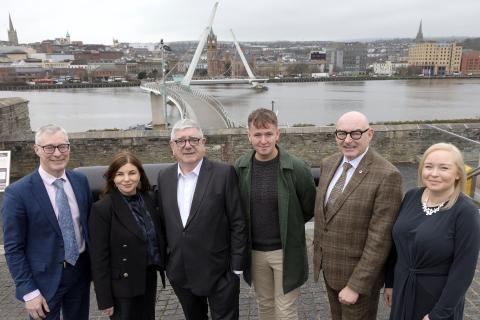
[
  {"xmin": 170, "ymin": 118, "xmax": 204, "ymax": 140},
  {"xmin": 35, "ymin": 124, "xmax": 69, "ymax": 145}
]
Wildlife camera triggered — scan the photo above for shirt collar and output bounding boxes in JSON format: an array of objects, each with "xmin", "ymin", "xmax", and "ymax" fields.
[
  {"xmin": 38, "ymin": 165, "xmax": 67, "ymax": 185},
  {"xmin": 177, "ymin": 158, "xmax": 203, "ymax": 178},
  {"xmin": 342, "ymin": 146, "xmax": 369, "ymax": 169}
]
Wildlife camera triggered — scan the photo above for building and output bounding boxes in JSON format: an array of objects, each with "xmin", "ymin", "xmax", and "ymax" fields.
[
  {"xmin": 90, "ymin": 63, "xmax": 126, "ymax": 81},
  {"xmin": 310, "ymin": 51, "xmax": 326, "ymax": 61},
  {"xmin": 7, "ymin": 14, "xmax": 18, "ymax": 45},
  {"xmin": 372, "ymin": 61, "xmax": 409, "ymax": 76},
  {"xmin": 343, "ymin": 42, "xmax": 368, "ymax": 75},
  {"xmin": 74, "ymin": 51, "xmax": 123, "ymax": 63},
  {"xmin": 0, "ymin": 47, "xmax": 30, "ymax": 62},
  {"xmin": 408, "ymin": 42, "xmax": 463, "ymax": 76},
  {"xmin": 54, "ymin": 32, "xmax": 71, "ymax": 45},
  {"xmin": 206, "ymin": 28, "xmax": 252, "ymax": 78},
  {"xmin": 0, "ymin": 66, "xmax": 17, "ymax": 83},
  {"xmin": 326, "ymin": 46, "xmax": 344, "ymax": 74},
  {"xmin": 327, "ymin": 42, "xmax": 367, "ymax": 75},
  {"xmin": 460, "ymin": 50, "xmax": 480, "ymax": 75},
  {"xmin": 373, "ymin": 61, "xmax": 395, "ymax": 76}
]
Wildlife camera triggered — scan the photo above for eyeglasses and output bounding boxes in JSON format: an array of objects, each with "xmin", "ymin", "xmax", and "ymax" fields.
[
  {"xmin": 36, "ymin": 144, "xmax": 70, "ymax": 154},
  {"xmin": 173, "ymin": 137, "xmax": 203, "ymax": 147},
  {"xmin": 334, "ymin": 128, "xmax": 370, "ymax": 140}
]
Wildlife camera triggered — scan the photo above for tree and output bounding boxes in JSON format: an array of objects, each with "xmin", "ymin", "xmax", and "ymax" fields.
[
  {"xmin": 287, "ymin": 63, "xmax": 309, "ymax": 76},
  {"xmin": 149, "ymin": 69, "xmax": 159, "ymax": 79},
  {"xmin": 137, "ymin": 71, "xmax": 147, "ymax": 80}
]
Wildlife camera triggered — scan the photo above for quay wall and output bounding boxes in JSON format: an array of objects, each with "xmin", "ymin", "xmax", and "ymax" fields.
[
  {"xmin": 0, "ymin": 81, "xmax": 141, "ymax": 91},
  {"xmin": 0, "ymin": 98, "xmax": 31, "ymax": 136},
  {"xmin": 1, "ymin": 124, "xmax": 480, "ymax": 181}
]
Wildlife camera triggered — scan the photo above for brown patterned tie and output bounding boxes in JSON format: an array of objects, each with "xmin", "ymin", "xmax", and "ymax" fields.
[{"xmin": 326, "ymin": 162, "xmax": 352, "ymax": 211}]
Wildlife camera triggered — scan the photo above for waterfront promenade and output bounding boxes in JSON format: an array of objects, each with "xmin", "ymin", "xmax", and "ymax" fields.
[
  {"xmin": 1, "ymin": 224, "xmax": 479, "ymax": 319},
  {"xmin": 1, "ymin": 164, "xmax": 479, "ymax": 319}
]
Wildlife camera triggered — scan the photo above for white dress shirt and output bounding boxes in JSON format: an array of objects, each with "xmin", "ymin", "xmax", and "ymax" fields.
[
  {"xmin": 177, "ymin": 159, "xmax": 203, "ymax": 227},
  {"xmin": 325, "ymin": 147, "xmax": 369, "ymax": 203}
]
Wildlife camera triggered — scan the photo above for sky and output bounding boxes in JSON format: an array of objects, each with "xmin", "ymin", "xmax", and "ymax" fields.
[{"xmin": 2, "ymin": 0, "xmax": 479, "ymax": 45}]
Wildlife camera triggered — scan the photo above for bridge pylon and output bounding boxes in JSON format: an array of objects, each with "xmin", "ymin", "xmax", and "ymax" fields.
[{"xmin": 150, "ymin": 92, "xmax": 167, "ymax": 129}]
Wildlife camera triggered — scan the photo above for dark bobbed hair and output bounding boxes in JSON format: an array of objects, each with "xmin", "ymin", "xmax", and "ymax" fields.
[
  {"xmin": 248, "ymin": 108, "xmax": 278, "ymax": 129},
  {"xmin": 101, "ymin": 151, "xmax": 151, "ymax": 198}
]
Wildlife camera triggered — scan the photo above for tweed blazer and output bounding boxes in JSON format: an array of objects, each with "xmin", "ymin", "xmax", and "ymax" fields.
[{"xmin": 313, "ymin": 148, "xmax": 402, "ymax": 295}]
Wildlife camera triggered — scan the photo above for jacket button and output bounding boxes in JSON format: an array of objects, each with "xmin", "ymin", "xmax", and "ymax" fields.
[
  {"xmin": 122, "ymin": 244, "xmax": 127, "ymax": 248},
  {"xmin": 123, "ymin": 273, "xmax": 129, "ymax": 278},
  {"xmin": 122, "ymin": 258, "xmax": 127, "ymax": 262}
]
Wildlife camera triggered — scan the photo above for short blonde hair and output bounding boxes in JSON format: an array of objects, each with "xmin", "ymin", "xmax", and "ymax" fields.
[{"xmin": 417, "ymin": 143, "xmax": 466, "ymax": 209}]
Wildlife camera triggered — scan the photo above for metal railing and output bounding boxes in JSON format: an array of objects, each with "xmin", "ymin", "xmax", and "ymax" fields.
[
  {"xmin": 169, "ymin": 84, "xmax": 235, "ymax": 128},
  {"xmin": 140, "ymin": 82, "xmax": 188, "ymax": 118}
]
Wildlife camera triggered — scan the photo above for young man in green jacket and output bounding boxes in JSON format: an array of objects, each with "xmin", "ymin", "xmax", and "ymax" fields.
[{"xmin": 235, "ymin": 108, "xmax": 316, "ymax": 319}]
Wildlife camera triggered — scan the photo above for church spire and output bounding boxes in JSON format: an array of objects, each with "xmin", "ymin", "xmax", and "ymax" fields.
[
  {"xmin": 7, "ymin": 14, "xmax": 19, "ymax": 45},
  {"xmin": 9, "ymin": 14, "xmax": 15, "ymax": 31},
  {"xmin": 415, "ymin": 19, "xmax": 424, "ymax": 43}
]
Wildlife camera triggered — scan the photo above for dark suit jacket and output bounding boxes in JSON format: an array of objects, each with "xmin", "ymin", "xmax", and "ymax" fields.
[
  {"xmin": 156, "ymin": 158, "xmax": 247, "ymax": 296},
  {"xmin": 89, "ymin": 190, "xmax": 166, "ymax": 310},
  {"xmin": 1, "ymin": 169, "xmax": 92, "ymax": 301},
  {"xmin": 313, "ymin": 149, "xmax": 403, "ymax": 295}
]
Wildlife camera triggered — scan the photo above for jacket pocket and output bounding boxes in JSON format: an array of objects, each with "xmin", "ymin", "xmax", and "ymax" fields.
[{"xmin": 30, "ymin": 261, "xmax": 47, "ymax": 272}]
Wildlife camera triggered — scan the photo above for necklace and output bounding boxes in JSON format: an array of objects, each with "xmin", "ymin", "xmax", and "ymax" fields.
[{"xmin": 422, "ymin": 191, "xmax": 446, "ymax": 216}]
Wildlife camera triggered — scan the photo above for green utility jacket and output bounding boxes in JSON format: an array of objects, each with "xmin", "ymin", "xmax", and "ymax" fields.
[{"xmin": 234, "ymin": 146, "xmax": 316, "ymax": 294}]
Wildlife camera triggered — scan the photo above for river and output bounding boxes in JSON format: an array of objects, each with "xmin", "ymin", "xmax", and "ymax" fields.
[{"xmin": 1, "ymin": 78, "xmax": 479, "ymax": 132}]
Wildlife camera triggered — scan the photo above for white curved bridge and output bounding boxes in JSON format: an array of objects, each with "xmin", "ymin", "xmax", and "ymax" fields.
[{"xmin": 141, "ymin": 2, "xmax": 265, "ymax": 129}]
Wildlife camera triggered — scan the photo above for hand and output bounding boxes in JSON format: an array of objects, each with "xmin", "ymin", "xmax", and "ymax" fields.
[
  {"xmin": 101, "ymin": 307, "xmax": 114, "ymax": 316},
  {"xmin": 25, "ymin": 294, "xmax": 50, "ymax": 319},
  {"xmin": 338, "ymin": 286, "xmax": 359, "ymax": 305},
  {"xmin": 233, "ymin": 270, "xmax": 243, "ymax": 276},
  {"xmin": 422, "ymin": 315, "xmax": 430, "ymax": 320},
  {"xmin": 384, "ymin": 288, "xmax": 393, "ymax": 306}
]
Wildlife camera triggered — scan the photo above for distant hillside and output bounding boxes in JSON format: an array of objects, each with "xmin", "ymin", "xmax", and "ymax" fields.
[{"xmin": 461, "ymin": 38, "xmax": 480, "ymax": 50}]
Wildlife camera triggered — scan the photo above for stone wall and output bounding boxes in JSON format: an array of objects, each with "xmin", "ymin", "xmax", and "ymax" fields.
[
  {"xmin": 0, "ymin": 98, "xmax": 31, "ymax": 137},
  {"xmin": 1, "ymin": 123, "xmax": 480, "ymax": 181}
]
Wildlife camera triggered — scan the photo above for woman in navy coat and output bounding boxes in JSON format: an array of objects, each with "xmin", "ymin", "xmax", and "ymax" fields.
[{"xmin": 385, "ymin": 143, "xmax": 480, "ymax": 320}]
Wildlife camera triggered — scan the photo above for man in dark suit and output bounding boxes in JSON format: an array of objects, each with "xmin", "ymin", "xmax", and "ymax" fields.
[
  {"xmin": 156, "ymin": 118, "xmax": 247, "ymax": 320},
  {"xmin": 313, "ymin": 111, "xmax": 403, "ymax": 320},
  {"xmin": 2, "ymin": 124, "xmax": 92, "ymax": 320}
]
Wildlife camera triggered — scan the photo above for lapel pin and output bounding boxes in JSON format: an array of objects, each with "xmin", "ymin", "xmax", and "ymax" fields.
[{"xmin": 359, "ymin": 170, "xmax": 363, "ymax": 174}]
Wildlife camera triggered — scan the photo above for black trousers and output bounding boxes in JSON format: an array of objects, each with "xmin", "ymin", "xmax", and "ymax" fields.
[
  {"xmin": 110, "ymin": 266, "xmax": 158, "ymax": 320},
  {"xmin": 171, "ymin": 271, "xmax": 240, "ymax": 320}
]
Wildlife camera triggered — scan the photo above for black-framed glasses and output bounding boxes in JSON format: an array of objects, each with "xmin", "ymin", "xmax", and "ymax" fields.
[
  {"xmin": 334, "ymin": 128, "xmax": 370, "ymax": 140},
  {"xmin": 36, "ymin": 144, "xmax": 70, "ymax": 154},
  {"xmin": 173, "ymin": 137, "xmax": 203, "ymax": 147}
]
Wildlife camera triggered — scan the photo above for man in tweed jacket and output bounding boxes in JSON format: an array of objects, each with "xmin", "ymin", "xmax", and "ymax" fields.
[{"xmin": 313, "ymin": 111, "xmax": 402, "ymax": 320}]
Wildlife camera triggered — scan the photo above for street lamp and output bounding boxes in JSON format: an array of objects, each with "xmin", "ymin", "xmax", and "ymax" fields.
[{"xmin": 160, "ymin": 39, "xmax": 167, "ymax": 128}]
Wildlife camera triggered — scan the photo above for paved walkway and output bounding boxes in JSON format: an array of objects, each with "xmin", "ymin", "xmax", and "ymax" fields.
[
  {"xmin": 1, "ymin": 226, "xmax": 479, "ymax": 319},
  {"xmin": 1, "ymin": 164, "xmax": 479, "ymax": 319}
]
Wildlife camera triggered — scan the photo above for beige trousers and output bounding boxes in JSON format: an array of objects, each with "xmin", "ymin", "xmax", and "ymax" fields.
[{"xmin": 251, "ymin": 249, "xmax": 300, "ymax": 320}]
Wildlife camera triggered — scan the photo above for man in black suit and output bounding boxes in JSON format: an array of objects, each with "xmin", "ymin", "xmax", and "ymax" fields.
[{"xmin": 156, "ymin": 118, "xmax": 247, "ymax": 320}]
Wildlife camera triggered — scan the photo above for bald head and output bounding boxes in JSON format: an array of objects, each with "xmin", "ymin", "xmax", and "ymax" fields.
[
  {"xmin": 335, "ymin": 111, "xmax": 373, "ymax": 161},
  {"xmin": 336, "ymin": 111, "xmax": 369, "ymax": 129}
]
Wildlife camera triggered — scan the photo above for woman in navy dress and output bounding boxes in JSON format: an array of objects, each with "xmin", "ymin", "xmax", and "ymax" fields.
[{"xmin": 385, "ymin": 143, "xmax": 480, "ymax": 320}]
